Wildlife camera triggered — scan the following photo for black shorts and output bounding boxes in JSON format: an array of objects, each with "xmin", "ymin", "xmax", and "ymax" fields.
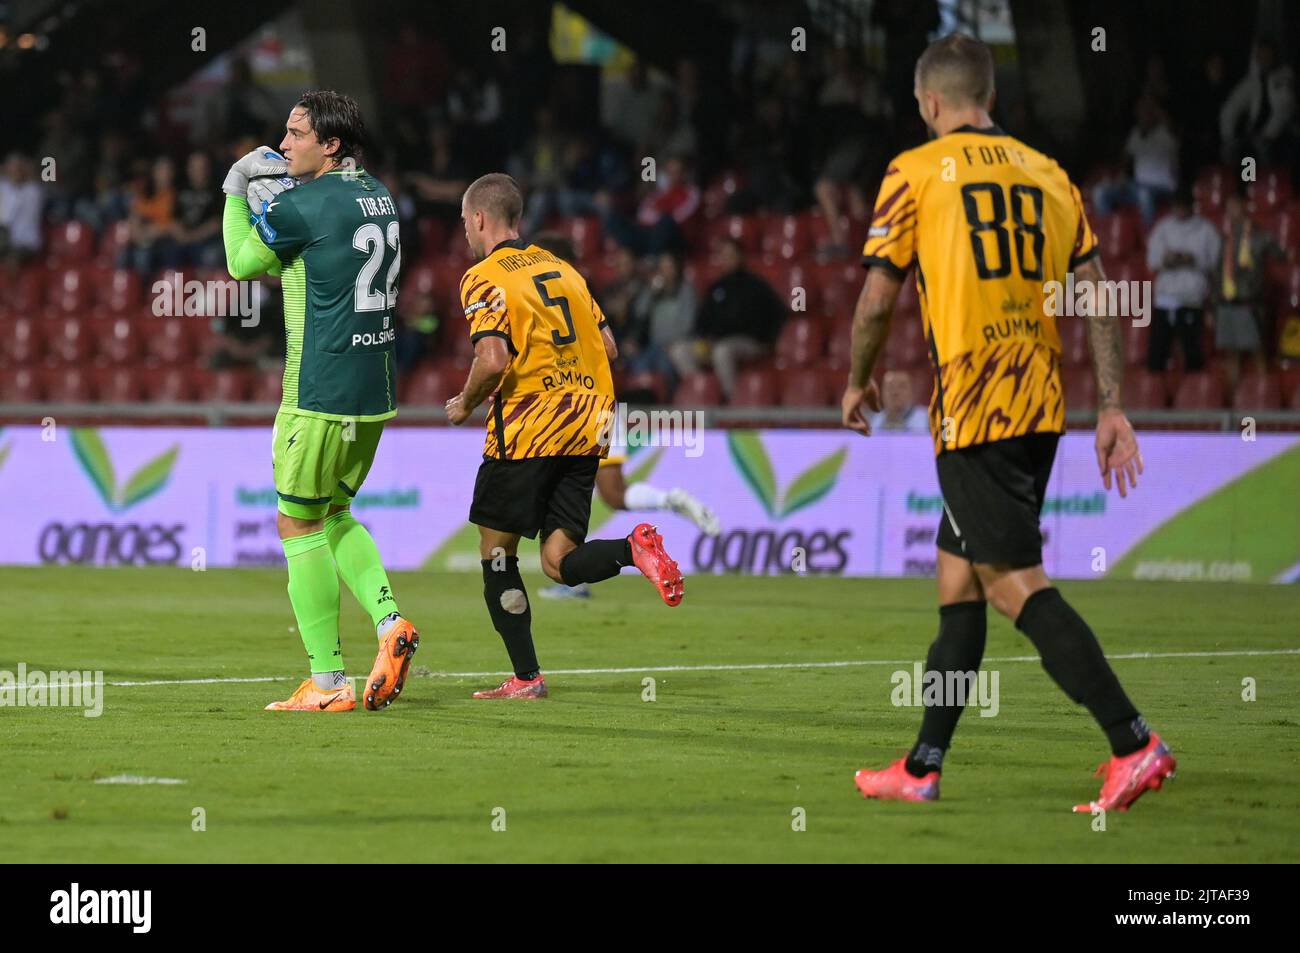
[
  {"xmin": 469, "ymin": 455, "xmax": 599, "ymax": 541},
  {"xmin": 935, "ymin": 432, "xmax": 1060, "ymax": 568}
]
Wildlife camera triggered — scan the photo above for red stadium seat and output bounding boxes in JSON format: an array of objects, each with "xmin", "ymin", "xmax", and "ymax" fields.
[
  {"xmin": 99, "ymin": 269, "xmax": 143, "ymax": 314},
  {"xmin": 700, "ymin": 170, "xmax": 743, "ymax": 220},
  {"xmin": 144, "ymin": 366, "xmax": 196, "ymax": 402},
  {"xmin": 48, "ymin": 220, "xmax": 96, "ymax": 263},
  {"xmin": 1123, "ymin": 368, "xmax": 1170, "ymax": 409},
  {"xmin": 730, "ymin": 366, "xmax": 780, "ymax": 407},
  {"xmin": 1096, "ymin": 210, "xmax": 1141, "ymax": 260},
  {"xmin": 674, "ymin": 371, "xmax": 724, "ymax": 407},
  {"xmin": 884, "ymin": 317, "xmax": 928, "ymax": 367},
  {"xmin": 94, "ymin": 317, "xmax": 143, "ymax": 365},
  {"xmin": 1248, "ymin": 168, "xmax": 1293, "ymax": 213},
  {"xmin": 1172, "ymin": 372, "xmax": 1226, "ymax": 409},
  {"xmin": 211, "ymin": 368, "xmax": 254, "ymax": 403},
  {"xmin": 825, "ymin": 317, "xmax": 854, "ymax": 369},
  {"xmin": 1058, "ymin": 317, "xmax": 1089, "ymax": 366},
  {"xmin": 416, "ymin": 218, "xmax": 447, "ymax": 256},
  {"xmin": 6, "ymin": 317, "xmax": 45, "ymax": 363},
  {"xmin": 1231, "ymin": 372, "xmax": 1282, "ymax": 410},
  {"xmin": 1063, "ymin": 365, "xmax": 1097, "ymax": 409},
  {"xmin": 1270, "ymin": 203, "xmax": 1300, "ymax": 256},
  {"xmin": 706, "ymin": 215, "xmax": 762, "ymax": 256},
  {"xmin": 780, "ymin": 367, "xmax": 835, "ymax": 406},
  {"xmin": 0, "ymin": 367, "xmax": 43, "ymax": 402},
  {"xmin": 46, "ymin": 267, "xmax": 96, "ymax": 315},
  {"xmin": 760, "ymin": 214, "xmax": 814, "ymax": 261},
  {"xmin": 1123, "ymin": 320, "xmax": 1150, "ymax": 366},
  {"xmin": 402, "ymin": 365, "xmax": 461, "ymax": 405},
  {"xmin": 45, "ymin": 366, "xmax": 94, "ymax": 402},
  {"xmin": 11, "ymin": 267, "xmax": 46, "ymax": 313},
  {"xmin": 91, "ymin": 366, "xmax": 142, "ymax": 403},
  {"xmin": 144, "ymin": 315, "xmax": 196, "ymax": 365},
  {"xmin": 252, "ymin": 368, "xmax": 283, "ymax": 404},
  {"xmin": 49, "ymin": 316, "xmax": 92, "ymax": 364},
  {"xmin": 94, "ymin": 221, "xmax": 132, "ymax": 267},
  {"xmin": 565, "ymin": 216, "xmax": 602, "ymax": 262},
  {"xmin": 1194, "ymin": 166, "xmax": 1233, "ymax": 213},
  {"xmin": 620, "ymin": 369, "xmax": 668, "ymax": 404},
  {"xmin": 774, "ymin": 319, "xmax": 827, "ymax": 368}
]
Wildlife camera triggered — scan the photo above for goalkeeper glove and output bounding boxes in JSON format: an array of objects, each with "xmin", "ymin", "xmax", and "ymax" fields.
[{"xmin": 222, "ymin": 146, "xmax": 289, "ymax": 197}]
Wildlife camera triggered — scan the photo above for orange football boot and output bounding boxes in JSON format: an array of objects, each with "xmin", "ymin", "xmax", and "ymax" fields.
[
  {"xmin": 853, "ymin": 758, "xmax": 941, "ymax": 802},
  {"xmin": 364, "ymin": 617, "xmax": 420, "ymax": 710},
  {"xmin": 472, "ymin": 674, "xmax": 548, "ymax": 699},
  {"xmin": 628, "ymin": 523, "xmax": 684, "ymax": 606},
  {"xmin": 1072, "ymin": 732, "xmax": 1176, "ymax": 813},
  {"xmin": 265, "ymin": 678, "xmax": 355, "ymax": 712}
]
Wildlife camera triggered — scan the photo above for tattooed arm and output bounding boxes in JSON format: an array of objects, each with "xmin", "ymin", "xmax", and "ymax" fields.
[
  {"xmin": 841, "ymin": 266, "xmax": 904, "ymax": 435},
  {"xmin": 1074, "ymin": 256, "xmax": 1144, "ymax": 496}
]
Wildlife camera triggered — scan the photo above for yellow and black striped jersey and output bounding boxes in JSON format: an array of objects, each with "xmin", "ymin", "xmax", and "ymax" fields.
[
  {"xmin": 460, "ymin": 238, "xmax": 615, "ymax": 459},
  {"xmin": 862, "ymin": 125, "xmax": 1099, "ymax": 454}
]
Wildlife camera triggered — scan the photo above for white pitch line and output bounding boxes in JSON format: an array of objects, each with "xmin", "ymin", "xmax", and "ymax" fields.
[{"xmin": 3, "ymin": 647, "xmax": 1296, "ymax": 692}]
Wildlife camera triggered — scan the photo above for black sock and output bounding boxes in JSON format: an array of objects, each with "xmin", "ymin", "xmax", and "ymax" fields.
[
  {"xmin": 1015, "ymin": 587, "xmax": 1150, "ymax": 757},
  {"xmin": 559, "ymin": 537, "xmax": 633, "ymax": 587},
  {"xmin": 906, "ymin": 600, "xmax": 987, "ymax": 778},
  {"xmin": 481, "ymin": 557, "xmax": 540, "ymax": 679}
]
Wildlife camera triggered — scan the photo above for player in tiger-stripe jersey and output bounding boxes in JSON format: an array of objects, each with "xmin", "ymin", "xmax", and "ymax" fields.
[
  {"xmin": 444, "ymin": 174, "xmax": 684, "ymax": 699},
  {"xmin": 841, "ymin": 35, "xmax": 1175, "ymax": 812}
]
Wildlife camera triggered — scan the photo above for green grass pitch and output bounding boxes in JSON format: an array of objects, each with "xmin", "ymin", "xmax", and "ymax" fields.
[{"xmin": 1, "ymin": 566, "xmax": 1297, "ymax": 863}]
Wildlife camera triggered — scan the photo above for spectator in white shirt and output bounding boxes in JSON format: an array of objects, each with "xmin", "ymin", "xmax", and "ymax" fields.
[
  {"xmin": 1220, "ymin": 40, "xmax": 1296, "ymax": 166},
  {"xmin": 1093, "ymin": 96, "xmax": 1179, "ymax": 225},
  {"xmin": 867, "ymin": 371, "xmax": 929, "ymax": 433},
  {"xmin": 0, "ymin": 153, "xmax": 44, "ymax": 271},
  {"xmin": 1145, "ymin": 189, "xmax": 1221, "ymax": 372}
]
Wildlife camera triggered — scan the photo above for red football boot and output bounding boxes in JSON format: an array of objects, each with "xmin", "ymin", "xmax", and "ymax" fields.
[
  {"xmin": 1072, "ymin": 732, "xmax": 1176, "ymax": 813},
  {"xmin": 854, "ymin": 758, "xmax": 941, "ymax": 802},
  {"xmin": 628, "ymin": 523, "xmax": 683, "ymax": 606},
  {"xmin": 472, "ymin": 674, "xmax": 548, "ymax": 699}
]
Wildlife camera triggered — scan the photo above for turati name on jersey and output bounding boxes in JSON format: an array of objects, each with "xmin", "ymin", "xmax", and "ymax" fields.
[{"xmin": 354, "ymin": 195, "xmax": 398, "ymax": 217}]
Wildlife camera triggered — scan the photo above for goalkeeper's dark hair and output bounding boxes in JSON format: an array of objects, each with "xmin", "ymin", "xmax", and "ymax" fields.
[{"xmin": 295, "ymin": 90, "xmax": 366, "ymax": 164}]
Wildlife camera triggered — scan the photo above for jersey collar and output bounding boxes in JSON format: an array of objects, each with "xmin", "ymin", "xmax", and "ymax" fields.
[
  {"xmin": 491, "ymin": 237, "xmax": 531, "ymax": 255},
  {"xmin": 951, "ymin": 124, "xmax": 1006, "ymax": 136}
]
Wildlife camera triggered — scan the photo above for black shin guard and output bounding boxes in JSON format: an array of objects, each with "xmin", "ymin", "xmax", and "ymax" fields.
[
  {"xmin": 906, "ymin": 600, "xmax": 988, "ymax": 777},
  {"xmin": 1015, "ymin": 587, "xmax": 1149, "ymax": 756},
  {"xmin": 482, "ymin": 557, "xmax": 539, "ymax": 679},
  {"xmin": 559, "ymin": 537, "xmax": 633, "ymax": 587}
]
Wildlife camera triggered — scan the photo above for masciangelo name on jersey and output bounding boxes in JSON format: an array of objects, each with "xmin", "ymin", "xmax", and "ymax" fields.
[
  {"xmin": 460, "ymin": 239, "xmax": 615, "ymax": 460},
  {"xmin": 861, "ymin": 125, "xmax": 1099, "ymax": 454},
  {"xmin": 259, "ymin": 169, "xmax": 400, "ymax": 421}
]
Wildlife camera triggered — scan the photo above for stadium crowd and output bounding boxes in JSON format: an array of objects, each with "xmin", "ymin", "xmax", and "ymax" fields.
[{"xmin": 2, "ymin": 21, "xmax": 1299, "ymax": 415}]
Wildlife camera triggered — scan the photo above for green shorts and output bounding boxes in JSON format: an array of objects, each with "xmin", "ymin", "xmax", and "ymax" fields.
[{"xmin": 272, "ymin": 410, "xmax": 384, "ymax": 520}]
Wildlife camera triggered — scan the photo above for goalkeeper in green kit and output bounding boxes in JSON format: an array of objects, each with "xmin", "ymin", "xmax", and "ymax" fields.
[{"xmin": 222, "ymin": 90, "xmax": 419, "ymax": 712}]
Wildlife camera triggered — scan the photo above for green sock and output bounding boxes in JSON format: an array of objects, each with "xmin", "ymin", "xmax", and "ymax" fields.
[
  {"xmin": 282, "ymin": 531, "xmax": 342, "ymax": 674},
  {"xmin": 324, "ymin": 509, "xmax": 399, "ymax": 629}
]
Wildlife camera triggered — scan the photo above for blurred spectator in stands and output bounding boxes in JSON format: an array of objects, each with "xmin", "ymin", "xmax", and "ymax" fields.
[
  {"xmin": 73, "ymin": 166, "xmax": 131, "ymax": 235},
  {"xmin": 1220, "ymin": 39, "xmax": 1296, "ymax": 167},
  {"xmin": 676, "ymin": 57, "xmax": 731, "ymax": 183},
  {"xmin": 1094, "ymin": 95, "xmax": 1179, "ymax": 225},
  {"xmin": 207, "ymin": 278, "xmax": 283, "ymax": 370},
  {"xmin": 406, "ymin": 122, "xmax": 472, "ymax": 229},
  {"xmin": 447, "ymin": 65, "xmax": 504, "ymax": 171},
  {"xmin": 1140, "ymin": 54, "xmax": 1172, "ymax": 109},
  {"xmin": 174, "ymin": 151, "xmax": 223, "ymax": 268},
  {"xmin": 515, "ymin": 108, "xmax": 599, "ymax": 234},
  {"xmin": 384, "ymin": 25, "xmax": 451, "ymax": 116},
  {"xmin": 1146, "ymin": 188, "xmax": 1220, "ymax": 373},
  {"xmin": 396, "ymin": 289, "xmax": 439, "ymax": 373},
  {"xmin": 596, "ymin": 246, "xmax": 644, "ymax": 340},
  {"xmin": 670, "ymin": 238, "xmax": 785, "ymax": 397},
  {"xmin": 219, "ymin": 56, "xmax": 279, "ymax": 141},
  {"xmin": 598, "ymin": 155, "xmax": 699, "ymax": 256},
  {"xmin": 867, "ymin": 370, "xmax": 929, "ymax": 433},
  {"xmin": 1214, "ymin": 191, "xmax": 1282, "ymax": 393},
  {"xmin": 1183, "ymin": 51, "xmax": 1232, "ymax": 173},
  {"xmin": 813, "ymin": 48, "xmax": 888, "ymax": 255},
  {"xmin": 731, "ymin": 94, "xmax": 805, "ymax": 214},
  {"xmin": 872, "ymin": 0, "xmax": 939, "ymax": 130},
  {"xmin": 124, "ymin": 156, "xmax": 178, "ymax": 273},
  {"xmin": 38, "ymin": 109, "xmax": 90, "ymax": 222},
  {"xmin": 603, "ymin": 60, "xmax": 661, "ymax": 154},
  {"xmin": 647, "ymin": 94, "xmax": 697, "ymax": 164},
  {"xmin": 0, "ymin": 153, "xmax": 44, "ymax": 272},
  {"xmin": 625, "ymin": 251, "xmax": 696, "ymax": 389}
]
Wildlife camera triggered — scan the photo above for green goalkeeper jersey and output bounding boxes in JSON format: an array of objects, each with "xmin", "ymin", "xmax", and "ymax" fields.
[{"xmin": 223, "ymin": 168, "xmax": 400, "ymax": 421}]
